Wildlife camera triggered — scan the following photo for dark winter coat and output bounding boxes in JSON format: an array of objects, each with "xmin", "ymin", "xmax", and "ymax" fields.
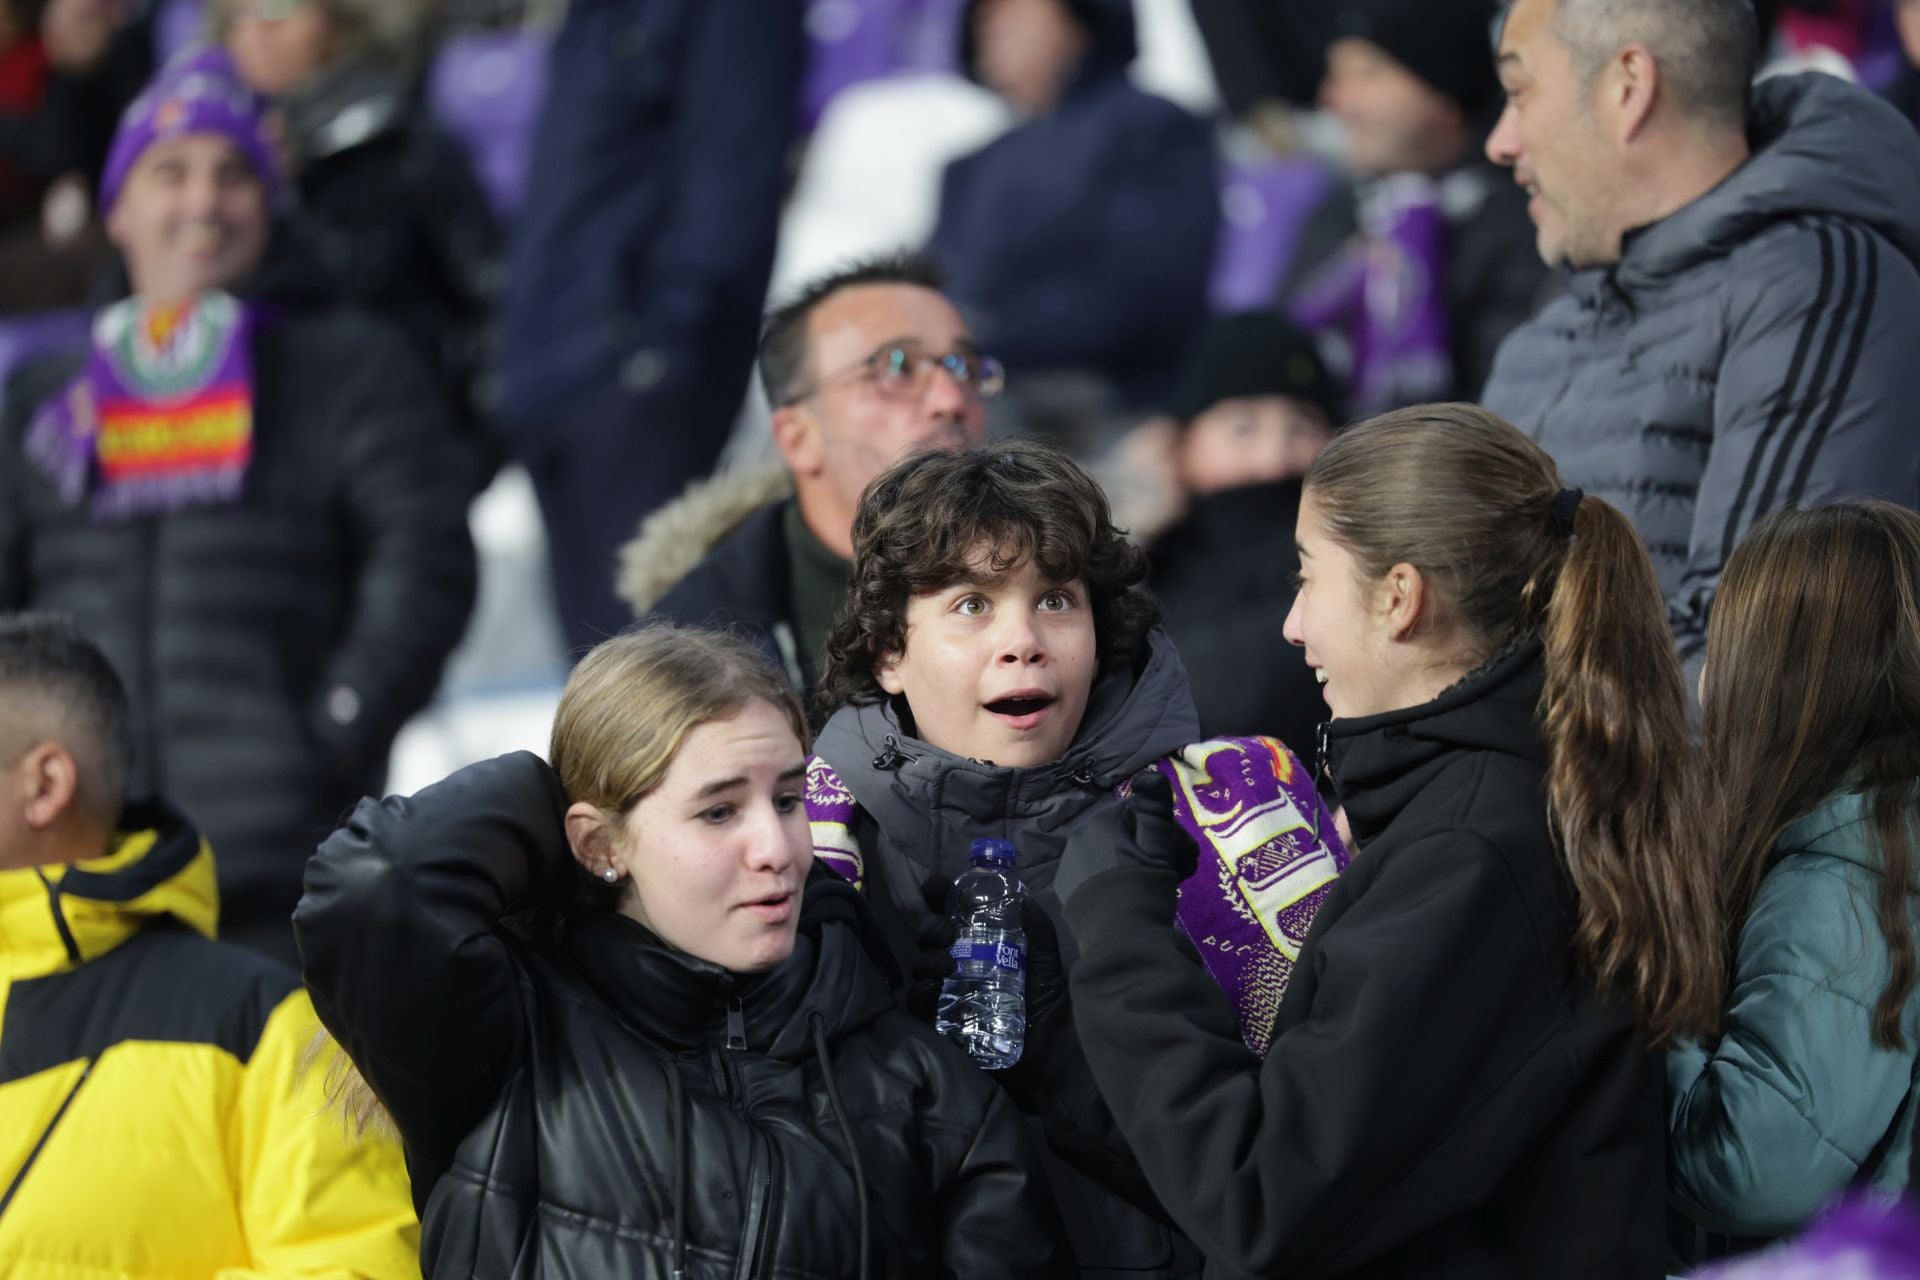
[
  {"xmin": 296, "ymin": 751, "xmax": 1074, "ymax": 1279},
  {"xmin": 1482, "ymin": 75, "xmax": 1920, "ymax": 670},
  {"xmin": 1061, "ymin": 640, "xmax": 1667, "ymax": 1277},
  {"xmin": 929, "ymin": 0, "xmax": 1218, "ymax": 404},
  {"xmin": 281, "ymin": 58, "xmax": 501, "ymax": 471},
  {"xmin": 1149, "ymin": 479, "xmax": 1320, "ymax": 754},
  {"xmin": 617, "ymin": 466, "xmax": 806, "ymax": 690},
  {"xmin": 813, "ymin": 629, "xmax": 1209, "ymax": 1277},
  {"xmin": 0, "ymin": 308, "xmax": 477, "ymax": 958},
  {"xmin": 1439, "ymin": 161, "xmax": 1551, "ymax": 403},
  {"xmin": 494, "ymin": 0, "xmax": 803, "ymax": 453},
  {"xmin": 651, "ymin": 498, "xmax": 796, "ymax": 677}
]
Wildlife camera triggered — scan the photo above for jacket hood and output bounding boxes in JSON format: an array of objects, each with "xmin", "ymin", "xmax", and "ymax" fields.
[
  {"xmin": 544, "ymin": 866, "xmax": 898, "ymax": 1059},
  {"xmin": 0, "ymin": 799, "xmax": 217, "ymax": 980},
  {"xmin": 1617, "ymin": 74, "xmax": 1920, "ymax": 292},
  {"xmin": 960, "ymin": 0, "xmax": 1137, "ymax": 87},
  {"xmin": 1778, "ymin": 788, "xmax": 1920, "ymax": 883},
  {"xmin": 617, "ymin": 465, "xmax": 794, "ymax": 616},
  {"xmin": 812, "ymin": 625, "xmax": 1200, "ymax": 830},
  {"xmin": 1324, "ymin": 638, "xmax": 1546, "ymax": 847}
]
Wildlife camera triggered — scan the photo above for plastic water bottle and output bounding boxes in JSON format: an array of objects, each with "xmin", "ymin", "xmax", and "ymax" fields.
[{"xmin": 935, "ymin": 838, "xmax": 1026, "ymax": 1069}]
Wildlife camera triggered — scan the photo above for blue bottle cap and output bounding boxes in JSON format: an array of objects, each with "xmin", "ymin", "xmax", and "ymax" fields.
[{"xmin": 970, "ymin": 837, "xmax": 1017, "ymax": 866}]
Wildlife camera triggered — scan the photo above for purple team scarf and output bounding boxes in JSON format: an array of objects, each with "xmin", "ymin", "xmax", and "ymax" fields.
[
  {"xmin": 25, "ymin": 292, "xmax": 259, "ymax": 523},
  {"xmin": 807, "ymin": 736, "xmax": 1352, "ymax": 1056},
  {"xmin": 1290, "ymin": 174, "xmax": 1453, "ymax": 416}
]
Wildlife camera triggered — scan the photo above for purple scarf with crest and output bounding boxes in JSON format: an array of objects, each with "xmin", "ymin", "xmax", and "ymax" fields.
[
  {"xmin": 1289, "ymin": 174, "xmax": 1453, "ymax": 416},
  {"xmin": 806, "ymin": 735, "xmax": 1351, "ymax": 1056},
  {"xmin": 25, "ymin": 292, "xmax": 258, "ymax": 524}
]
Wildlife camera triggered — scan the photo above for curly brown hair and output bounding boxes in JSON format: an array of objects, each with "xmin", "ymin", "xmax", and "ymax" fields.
[{"xmin": 815, "ymin": 439, "xmax": 1158, "ymax": 718}]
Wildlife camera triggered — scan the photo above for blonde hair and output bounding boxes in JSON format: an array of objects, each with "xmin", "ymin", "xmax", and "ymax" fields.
[
  {"xmin": 550, "ymin": 626, "xmax": 809, "ymax": 816},
  {"xmin": 316, "ymin": 625, "xmax": 807, "ymax": 1133}
]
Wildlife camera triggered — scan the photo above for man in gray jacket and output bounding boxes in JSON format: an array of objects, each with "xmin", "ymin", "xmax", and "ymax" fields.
[{"xmin": 1482, "ymin": 0, "xmax": 1920, "ymax": 670}]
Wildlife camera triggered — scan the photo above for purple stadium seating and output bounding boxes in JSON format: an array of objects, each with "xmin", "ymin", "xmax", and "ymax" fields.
[
  {"xmin": 800, "ymin": 0, "xmax": 967, "ymax": 130},
  {"xmin": 426, "ymin": 27, "xmax": 552, "ymax": 223},
  {"xmin": 0, "ymin": 308, "xmax": 91, "ymax": 399}
]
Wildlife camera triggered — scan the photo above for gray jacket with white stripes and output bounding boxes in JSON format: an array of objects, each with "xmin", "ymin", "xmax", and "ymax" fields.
[{"xmin": 1482, "ymin": 73, "xmax": 1920, "ymax": 670}]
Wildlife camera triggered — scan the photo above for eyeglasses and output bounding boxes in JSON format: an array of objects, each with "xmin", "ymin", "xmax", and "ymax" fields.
[{"xmin": 789, "ymin": 343, "xmax": 1005, "ymax": 406}]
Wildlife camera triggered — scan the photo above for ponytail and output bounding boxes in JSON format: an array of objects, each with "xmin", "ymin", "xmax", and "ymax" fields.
[
  {"xmin": 1540, "ymin": 496, "xmax": 1722, "ymax": 1044},
  {"xmin": 1306, "ymin": 404, "xmax": 1722, "ymax": 1045}
]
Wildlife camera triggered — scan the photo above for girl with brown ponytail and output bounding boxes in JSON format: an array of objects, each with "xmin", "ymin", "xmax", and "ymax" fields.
[
  {"xmin": 1669, "ymin": 501, "xmax": 1920, "ymax": 1258},
  {"xmin": 1050, "ymin": 403, "xmax": 1721, "ymax": 1277}
]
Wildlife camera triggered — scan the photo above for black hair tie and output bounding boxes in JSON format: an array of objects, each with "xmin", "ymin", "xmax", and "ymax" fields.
[{"xmin": 1550, "ymin": 487, "xmax": 1584, "ymax": 536}]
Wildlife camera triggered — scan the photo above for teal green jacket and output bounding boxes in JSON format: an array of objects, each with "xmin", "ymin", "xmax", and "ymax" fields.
[{"xmin": 1668, "ymin": 789, "xmax": 1920, "ymax": 1239}]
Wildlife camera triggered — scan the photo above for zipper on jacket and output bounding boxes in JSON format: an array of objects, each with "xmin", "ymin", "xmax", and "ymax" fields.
[
  {"xmin": 725, "ymin": 994, "xmax": 746, "ymax": 1051},
  {"xmin": 0, "ymin": 1059, "xmax": 93, "ymax": 1224},
  {"xmin": 870, "ymin": 735, "xmax": 910, "ymax": 771},
  {"xmin": 733, "ymin": 1127, "xmax": 782, "ymax": 1280}
]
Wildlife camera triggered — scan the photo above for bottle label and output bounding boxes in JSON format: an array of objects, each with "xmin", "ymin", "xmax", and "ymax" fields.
[{"xmin": 951, "ymin": 938, "xmax": 1026, "ymax": 973}]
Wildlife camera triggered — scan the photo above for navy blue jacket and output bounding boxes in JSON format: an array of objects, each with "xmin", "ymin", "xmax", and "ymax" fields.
[
  {"xmin": 494, "ymin": 0, "xmax": 804, "ymax": 450},
  {"xmin": 928, "ymin": 0, "xmax": 1218, "ymax": 404}
]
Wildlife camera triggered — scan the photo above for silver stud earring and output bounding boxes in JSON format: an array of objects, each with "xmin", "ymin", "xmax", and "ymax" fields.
[{"xmin": 601, "ymin": 867, "xmax": 620, "ymax": 884}]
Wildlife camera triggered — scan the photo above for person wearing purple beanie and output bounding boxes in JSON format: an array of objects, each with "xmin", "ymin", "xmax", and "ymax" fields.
[{"xmin": 0, "ymin": 46, "xmax": 476, "ymax": 966}]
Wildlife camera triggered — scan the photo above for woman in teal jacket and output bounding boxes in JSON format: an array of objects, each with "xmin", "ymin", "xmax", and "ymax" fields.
[{"xmin": 1670, "ymin": 500, "xmax": 1920, "ymax": 1255}]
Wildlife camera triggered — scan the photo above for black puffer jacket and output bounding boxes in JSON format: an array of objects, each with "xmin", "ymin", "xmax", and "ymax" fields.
[
  {"xmin": 296, "ymin": 751, "xmax": 1073, "ymax": 1279},
  {"xmin": 0, "ymin": 308, "xmax": 477, "ymax": 961},
  {"xmin": 813, "ymin": 630, "xmax": 1208, "ymax": 1278},
  {"xmin": 1061, "ymin": 641, "xmax": 1666, "ymax": 1277}
]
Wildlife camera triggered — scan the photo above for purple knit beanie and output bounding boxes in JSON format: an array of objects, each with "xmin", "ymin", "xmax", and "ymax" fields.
[{"xmin": 99, "ymin": 46, "xmax": 284, "ymax": 213}]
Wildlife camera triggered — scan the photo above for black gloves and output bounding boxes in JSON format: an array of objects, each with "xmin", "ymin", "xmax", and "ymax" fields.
[
  {"xmin": 1053, "ymin": 768, "xmax": 1199, "ymax": 912},
  {"xmin": 907, "ymin": 874, "xmax": 959, "ymax": 1025}
]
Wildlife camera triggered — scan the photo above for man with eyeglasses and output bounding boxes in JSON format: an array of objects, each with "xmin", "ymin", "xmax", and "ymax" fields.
[{"xmin": 619, "ymin": 252, "xmax": 998, "ymax": 709}]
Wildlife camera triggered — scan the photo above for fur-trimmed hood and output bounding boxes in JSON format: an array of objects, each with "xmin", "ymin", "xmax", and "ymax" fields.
[{"xmin": 616, "ymin": 465, "xmax": 794, "ymax": 616}]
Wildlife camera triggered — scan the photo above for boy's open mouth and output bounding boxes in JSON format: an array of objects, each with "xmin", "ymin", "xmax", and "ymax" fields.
[{"xmin": 985, "ymin": 692, "xmax": 1056, "ymax": 720}]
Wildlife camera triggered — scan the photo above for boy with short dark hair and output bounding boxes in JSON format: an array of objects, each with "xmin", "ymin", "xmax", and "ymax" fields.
[{"xmin": 810, "ymin": 439, "xmax": 1346, "ymax": 1279}]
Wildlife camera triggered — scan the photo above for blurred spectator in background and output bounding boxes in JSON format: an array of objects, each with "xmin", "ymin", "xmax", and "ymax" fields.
[
  {"xmin": 1887, "ymin": 0, "xmax": 1920, "ymax": 122},
  {"xmin": 213, "ymin": 0, "xmax": 503, "ymax": 484},
  {"xmin": 927, "ymin": 0, "xmax": 1216, "ymax": 433},
  {"xmin": 1144, "ymin": 312, "xmax": 1340, "ymax": 755},
  {"xmin": 497, "ymin": 0, "xmax": 804, "ymax": 654},
  {"xmin": 620, "ymin": 253, "xmax": 992, "ymax": 706},
  {"xmin": 0, "ymin": 612, "xmax": 420, "ymax": 1277},
  {"xmin": 1482, "ymin": 0, "xmax": 1920, "ymax": 681},
  {"xmin": 0, "ymin": 0, "xmax": 153, "ymax": 313},
  {"xmin": 1293, "ymin": 0, "xmax": 1548, "ymax": 412},
  {"xmin": 0, "ymin": 49, "xmax": 476, "ymax": 965}
]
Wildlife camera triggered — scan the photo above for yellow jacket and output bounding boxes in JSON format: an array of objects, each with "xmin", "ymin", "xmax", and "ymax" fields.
[{"xmin": 0, "ymin": 800, "xmax": 419, "ymax": 1278}]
